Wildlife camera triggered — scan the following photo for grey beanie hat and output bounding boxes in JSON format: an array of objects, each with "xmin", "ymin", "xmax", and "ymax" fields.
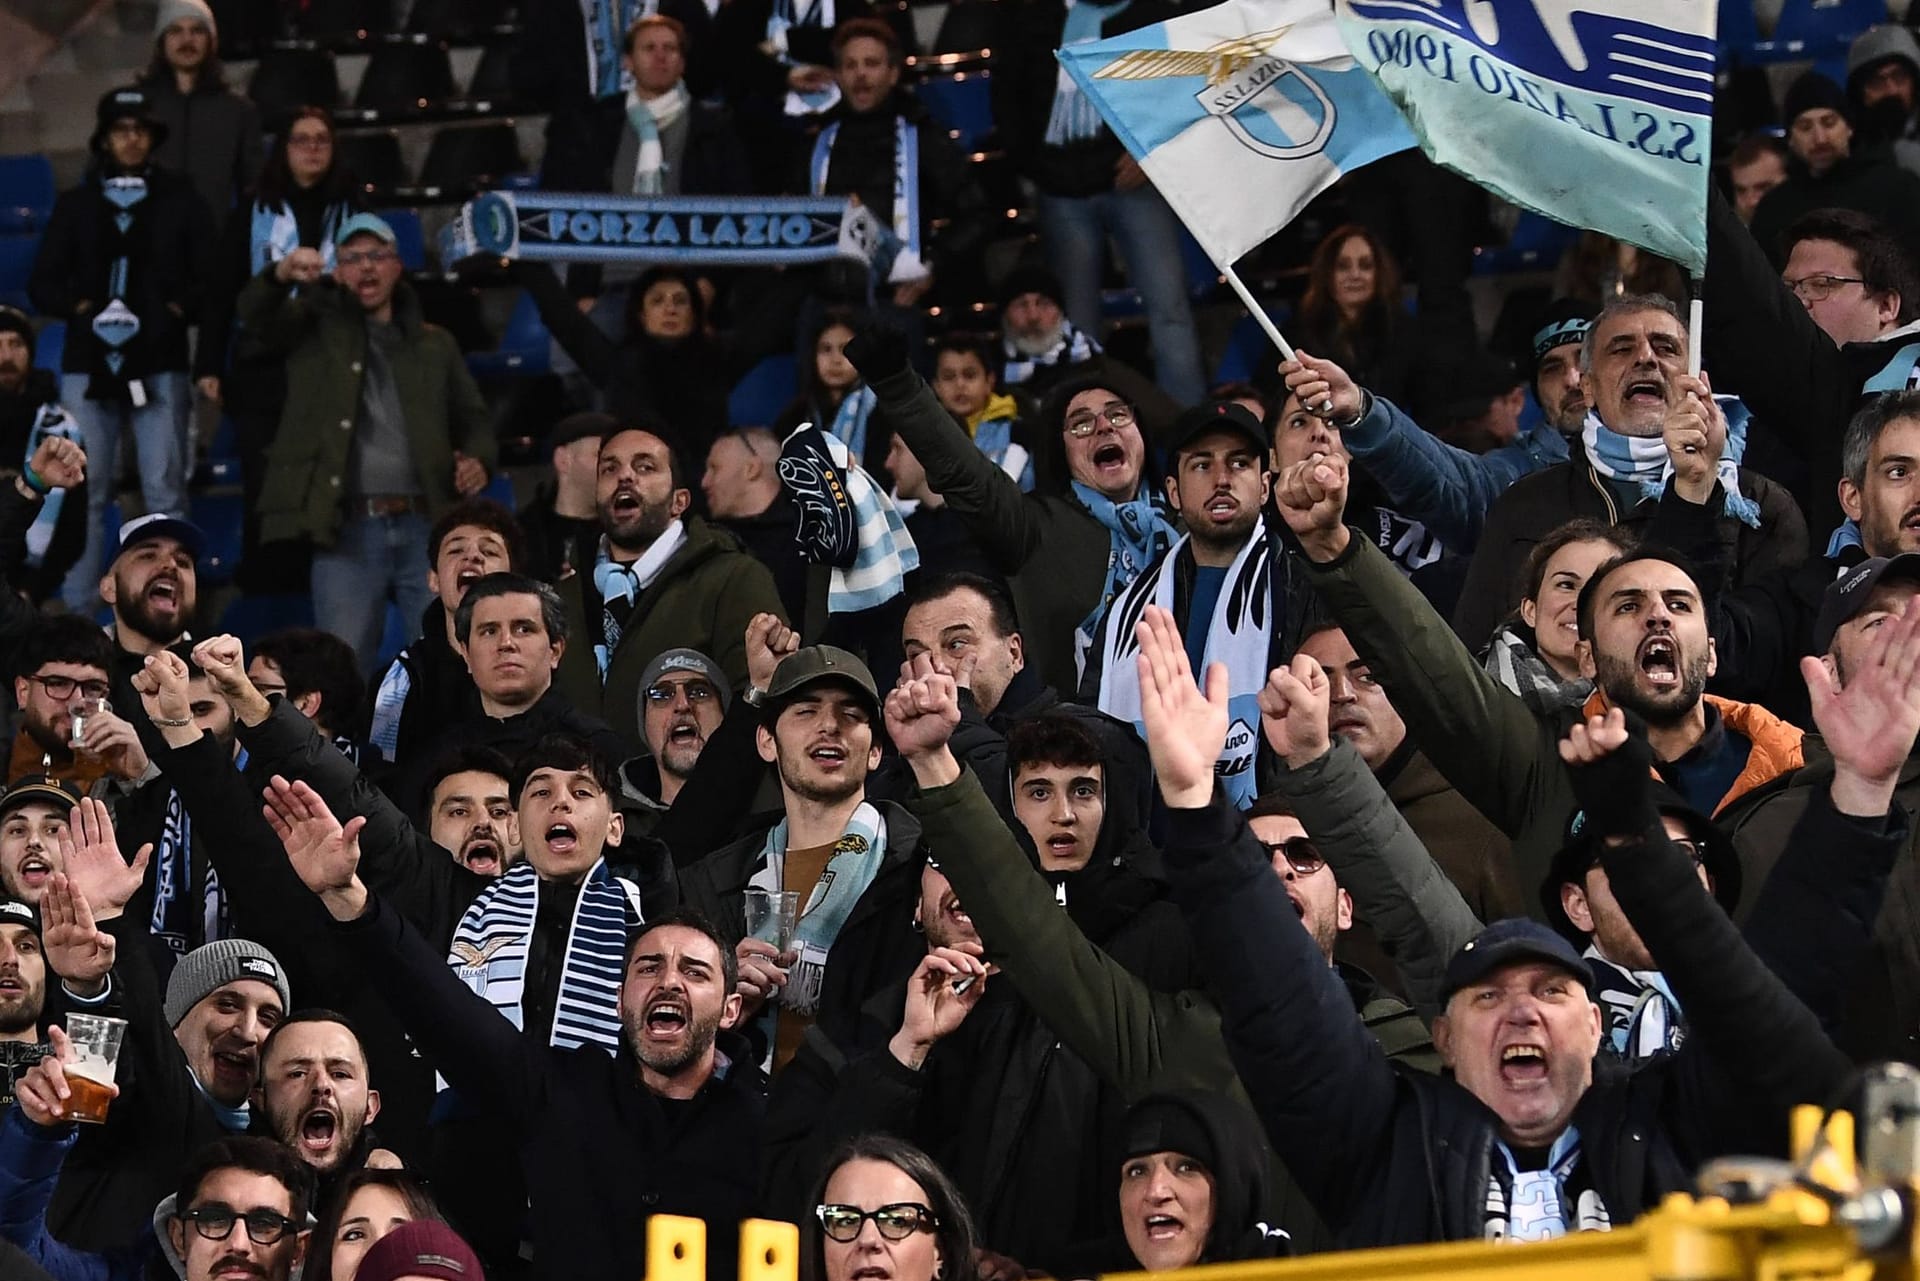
[
  {"xmin": 163, "ymin": 939, "xmax": 289, "ymax": 1027},
  {"xmin": 154, "ymin": 0, "xmax": 217, "ymax": 40}
]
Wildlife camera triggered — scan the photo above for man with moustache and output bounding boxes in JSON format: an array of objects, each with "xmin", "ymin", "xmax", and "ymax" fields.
[
  {"xmin": 622, "ymin": 649, "xmax": 728, "ymax": 817},
  {"xmin": 423, "ymin": 748, "xmax": 519, "ymax": 878},
  {"xmin": 253, "ymin": 1010, "xmax": 396, "ymax": 1193},
  {"xmin": 553, "ymin": 426, "xmax": 784, "ymax": 749},
  {"xmin": 6, "ymin": 617, "xmax": 149, "ymax": 795},
  {"xmin": 1450, "ymin": 296, "xmax": 1806, "ymax": 649},
  {"xmin": 278, "ymin": 769, "xmax": 761, "ymax": 1281}
]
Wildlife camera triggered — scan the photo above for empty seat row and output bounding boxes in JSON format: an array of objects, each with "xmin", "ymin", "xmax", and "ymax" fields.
[
  {"xmin": 334, "ymin": 123, "xmax": 527, "ymax": 201},
  {"xmin": 249, "ymin": 36, "xmax": 519, "ymax": 125},
  {"xmin": 214, "ymin": 0, "xmax": 516, "ymax": 59}
]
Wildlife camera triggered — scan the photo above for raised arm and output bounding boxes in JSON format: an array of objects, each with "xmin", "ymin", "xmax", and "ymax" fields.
[
  {"xmin": 0, "ymin": 1042, "xmax": 122, "ymax": 1281},
  {"xmin": 1134, "ymin": 604, "xmax": 1404, "ymax": 1230},
  {"xmin": 846, "ymin": 325, "xmax": 1047, "ymax": 571},
  {"xmin": 888, "ymin": 654, "xmax": 1236, "ymax": 1098},
  {"xmin": 1284, "ymin": 352, "xmax": 1562, "ymax": 550},
  {"xmin": 267, "ymin": 778, "xmax": 536, "ymax": 1119},
  {"xmin": 1257, "ymin": 655, "xmax": 1481, "ymax": 1022},
  {"xmin": 1276, "ymin": 449, "xmax": 1556, "ymax": 841}
]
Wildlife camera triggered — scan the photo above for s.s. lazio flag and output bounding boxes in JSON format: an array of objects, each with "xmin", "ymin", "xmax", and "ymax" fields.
[
  {"xmin": 1056, "ymin": 0, "xmax": 1416, "ymax": 267},
  {"xmin": 1334, "ymin": 0, "xmax": 1716, "ymax": 272}
]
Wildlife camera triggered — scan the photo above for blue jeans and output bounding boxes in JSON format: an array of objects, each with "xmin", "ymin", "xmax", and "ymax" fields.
[
  {"xmin": 310, "ymin": 510, "xmax": 434, "ymax": 675},
  {"xmin": 59, "ymin": 371, "xmax": 191, "ymax": 610},
  {"xmin": 1037, "ymin": 186, "xmax": 1208, "ymax": 406}
]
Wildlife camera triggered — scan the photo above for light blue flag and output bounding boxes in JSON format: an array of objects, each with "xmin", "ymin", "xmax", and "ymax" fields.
[
  {"xmin": 1056, "ymin": 0, "xmax": 1417, "ymax": 267},
  {"xmin": 1335, "ymin": 0, "xmax": 1716, "ymax": 272}
]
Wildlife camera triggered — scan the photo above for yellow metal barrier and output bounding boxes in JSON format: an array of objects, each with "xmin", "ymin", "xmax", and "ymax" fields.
[{"xmin": 644, "ymin": 1067, "xmax": 1920, "ymax": 1281}]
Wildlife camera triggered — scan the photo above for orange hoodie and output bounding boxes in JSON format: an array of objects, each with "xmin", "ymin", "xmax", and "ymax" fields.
[{"xmin": 1578, "ymin": 690, "xmax": 1805, "ymax": 817}]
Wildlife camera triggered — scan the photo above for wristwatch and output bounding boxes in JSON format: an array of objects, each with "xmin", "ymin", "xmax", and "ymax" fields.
[{"xmin": 741, "ymin": 685, "xmax": 767, "ymax": 709}]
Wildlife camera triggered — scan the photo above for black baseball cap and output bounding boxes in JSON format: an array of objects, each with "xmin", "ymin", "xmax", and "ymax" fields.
[
  {"xmin": 1812, "ymin": 553, "xmax": 1920, "ymax": 654},
  {"xmin": 1441, "ymin": 918, "xmax": 1595, "ymax": 1002},
  {"xmin": 1541, "ymin": 786, "xmax": 1742, "ymax": 943},
  {"xmin": 544, "ymin": 411, "xmax": 618, "ymax": 456},
  {"xmin": 0, "ymin": 777, "xmax": 81, "ymax": 824},
  {"xmin": 1168, "ymin": 400, "xmax": 1269, "ymax": 456},
  {"xmin": 0, "ymin": 900, "xmax": 39, "ymax": 934}
]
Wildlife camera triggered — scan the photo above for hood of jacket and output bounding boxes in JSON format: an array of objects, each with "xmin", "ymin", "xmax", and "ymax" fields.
[
  {"xmin": 1850, "ymin": 23, "xmax": 1920, "ymax": 88},
  {"xmin": 1120, "ymin": 1088, "xmax": 1283, "ymax": 1264}
]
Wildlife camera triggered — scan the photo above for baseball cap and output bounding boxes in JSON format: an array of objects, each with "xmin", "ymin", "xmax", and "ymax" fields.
[
  {"xmin": 637, "ymin": 648, "xmax": 730, "ymax": 713},
  {"xmin": 335, "ymin": 212, "xmax": 398, "ymax": 247},
  {"xmin": 351, "ymin": 1221, "xmax": 485, "ymax": 1281},
  {"xmin": 1440, "ymin": 918, "xmax": 1595, "ymax": 1003},
  {"xmin": 544, "ymin": 411, "xmax": 618, "ymax": 456},
  {"xmin": 763, "ymin": 646, "xmax": 879, "ymax": 717},
  {"xmin": 0, "ymin": 777, "xmax": 81, "ymax": 824},
  {"xmin": 115, "ymin": 512, "xmax": 205, "ymax": 561},
  {"xmin": 1812, "ymin": 553, "xmax": 1920, "ymax": 654},
  {"xmin": 1168, "ymin": 400, "xmax": 1269, "ymax": 457},
  {"xmin": 0, "ymin": 900, "xmax": 39, "ymax": 934},
  {"xmin": 1542, "ymin": 787, "xmax": 1742, "ymax": 942}
]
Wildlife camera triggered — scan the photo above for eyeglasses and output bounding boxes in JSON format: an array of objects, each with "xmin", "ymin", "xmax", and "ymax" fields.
[
  {"xmin": 1670, "ymin": 838, "xmax": 1706, "ymax": 868},
  {"xmin": 1784, "ymin": 273, "xmax": 1868, "ymax": 302},
  {"xmin": 338, "ymin": 248, "xmax": 398, "ymax": 269},
  {"xmin": 286, "ymin": 134, "xmax": 331, "ymax": 150},
  {"xmin": 816, "ymin": 1203, "xmax": 938, "ymax": 1243},
  {"xmin": 1260, "ymin": 837, "xmax": 1325, "ymax": 876},
  {"xmin": 29, "ymin": 675, "xmax": 109, "ymax": 702},
  {"xmin": 643, "ymin": 680, "xmax": 718, "ymax": 705},
  {"xmin": 1063, "ymin": 404, "xmax": 1135, "ymax": 437},
  {"xmin": 179, "ymin": 1206, "xmax": 299, "ymax": 1245}
]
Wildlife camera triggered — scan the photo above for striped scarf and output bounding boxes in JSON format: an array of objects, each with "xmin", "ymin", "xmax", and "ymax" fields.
[
  {"xmin": 1044, "ymin": 0, "xmax": 1127, "ymax": 145},
  {"xmin": 247, "ymin": 200, "xmax": 342, "ymax": 275},
  {"xmin": 966, "ymin": 394, "xmax": 1033, "ymax": 490},
  {"xmin": 1485, "ymin": 1128, "xmax": 1611, "ymax": 1241},
  {"xmin": 624, "ymin": 83, "xmax": 689, "ymax": 194},
  {"xmin": 1580, "ymin": 400, "xmax": 1759, "ymax": 528},
  {"xmin": 446, "ymin": 858, "xmax": 642, "ymax": 1056},
  {"xmin": 1001, "ymin": 318, "xmax": 1099, "ymax": 388},
  {"xmin": 778, "ymin": 422, "xmax": 919, "ymax": 613}
]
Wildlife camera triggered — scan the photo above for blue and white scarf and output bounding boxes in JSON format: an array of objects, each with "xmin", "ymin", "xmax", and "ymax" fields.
[
  {"xmin": 149, "ymin": 761, "xmax": 236, "ymax": 958},
  {"xmin": 22, "ymin": 401, "xmax": 80, "ymax": 569},
  {"xmin": 1001, "ymin": 318, "xmax": 1100, "ymax": 388},
  {"xmin": 93, "ymin": 176, "xmax": 148, "ymax": 399},
  {"xmin": 1486, "ymin": 1128, "xmax": 1611, "ymax": 1241},
  {"xmin": 447, "ymin": 858, "xmax": 642, "ymax": 1058},
  {"xmin": 624, "ymin": 83, "xmax": 689, "ymax": 194},
  {"xmin": 811, "ymin": 116, "xmax": 924, "ymax": 285},
  {"xmin": 592, "ymin": 523, "xmax": 687, "ymax": 677},
  {"xmin": 779, "ymin": 422, "xmax": 919, "ymax": 612},
  {"xmin": 581, "ymin": 0, "xmax": 649, "ymax": 98},
  {"xmin": 824, "ymin": 384, "xmax": 878, "ymax": 463},
  {"xmin": 1043, "ymin": 0, "xmax": 1127, "ymax": 145},
  {"xmin": 1579, "ymin": 399, "xmax": 1760, "ymax": 528},
  {"xmin": 746, "ymin": 802, "xmax": 887, "ymax": 1018},
  {"xmin": 1588, "ymin": 947, "xmax": 1684, "ymax": 1063},
  {"xmin": 1071, "ymin": 480, "xmax": 1175, "ymax": 668},
  {"xmin": 767, "ymin": 0, "xmax": 838, "ymax": 114},
  {"xmin": 1092, "ymin": 525, "xmax": 1271, "ymax": 808},
  {"xmin": 970, "ymin": 416, "xmax": 1033, "ymax": 491},
  {"xmin": 247, "ymin": 200, "xmax": 343, "ymax": 276}
]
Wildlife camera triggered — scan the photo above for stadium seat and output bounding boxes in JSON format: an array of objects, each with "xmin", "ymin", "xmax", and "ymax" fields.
[
  {"xmin": 291, "ymin": 0, "xmax": 390, "ymax": 47},
  {"xmin": 417, "ymin": 123, "xmax": 525, "ymax": 198},
  {"xmin": 408, "ymin": 0, "xmax": 515, "ymax": 42},
  {"xmin": 0, "ymin": 156, "xmax": 55, "ymax": 235},
  {"xmin": 913, "ymin": 71, "xmax": 994, "ymax": 151},
  {"xmin": 729, "ymin": 353, "xmax": 798, "ymax": 427},
  {"xmin": 210, "ymin": 0, "xmax": 289, "ymax": 58},
  {"xmin": 467, "ymin": 291, "xmax": 552, "ymax": 376},
  {"xmin": 355, "ymin": 34, "xmax": 458, "ymax": 116},
  {"xmin": 1745, "ymin": 0, "xmax": 1887, "ymax": 61},
  {"xmin": 1472, "ymin": 210, "xmax": 1580, "ymax": 275},
  {"xmin": 189, "ymin": 491, "xmax": 245, "ymax": 586},
  {"xmin": 465, "ymin": 42, "xmax": 518, "ymax": 106},
  {"xmin": 334, "ymin": 129, "xmax": 411, "ymax": 198},
  {"xmin": 377, "ymin": 209, "xmax": 429, "ymax": 271},
  {"xmin": 0, "ymin": 235, "xmax": 38, "ymax": 312},
  {"xmin": 248, "ymin": 44, "xmax": 343, "ymax": 127},
  {"xmin": 1212, "ymin": 301, "xmax": 1297, "ymax": 385},
  {"xmin": 31, "ymin": 322, "xmax": 62, "ymax": 372},
  {"xmin": 929, "ymin": 0, "xmax": 993, "ymax": 55}
]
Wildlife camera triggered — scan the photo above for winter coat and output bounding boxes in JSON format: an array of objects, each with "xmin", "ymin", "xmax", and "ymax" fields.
[
  {"xmin": 366, "ymin": 601, "xmax": 482, "ymax": 771},
  {"xmin": 138, "ymin": 73, "xmax": 260, "ymax": 216},
  {"xmin": 236, "ymin": 270, "xmax": 496, "ymax": 548}
]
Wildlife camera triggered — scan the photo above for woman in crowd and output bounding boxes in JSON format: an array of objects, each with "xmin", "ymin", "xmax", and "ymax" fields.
[
  {"xmin": 306, "ymin": 1168, "xmax": 447, "ymax": 1281},
  {"xmin": 779, "ymin": 308, "xmax": 880, "ymax": 471},
  {"xmin": 803, "ymin": 1135, "xmax": 979, "ymax": 1281},
  {"xmin": 1554, "ymin": 231, "xmax": 1688, "ymax": 310},
  {"xmin": 524, "ymin": 261, "xmax": 735, "ymax": 464},
  {"xmin": 1294, "ymin": 224, "xmax": 1409, "ymax": 403},
  {"xmin": 197, "ymin": 104, "xmax": 362, "ymax": 589},
  {"xmin": 1481, "ymin": 519, "xmax": 1632, "ymax": 715}
]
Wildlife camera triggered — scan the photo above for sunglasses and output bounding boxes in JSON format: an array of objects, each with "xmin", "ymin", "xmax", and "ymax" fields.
[
  {"xmin": 815, "ymin": 1203, "xmax": 938, "ymax": 1243},
  {"xmin": 1260, "ymin": 837, "xmax": 1326, "ymax": 876}
]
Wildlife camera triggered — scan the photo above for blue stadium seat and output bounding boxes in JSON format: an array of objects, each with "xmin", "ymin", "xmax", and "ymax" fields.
[
  {"xmin": 913, "ymin": 71, "xmax": 994, "ymax": 151},
  {"xmin": 482, "ymin": 472, "xmax": 515, "ymax": 507},
  {"xmin": 0, "ymin": 157, "xmax": 54, "ymax": 234},
  {"xmin": 729, "ymin": 353, "xmax": 797, "ymax": 427},
  {"xmin": 0, "ymin": 234, "xmax": 38, "ymax": 312},
  {"xmin": 375, "ymin": 602, "xmax": 411, "ymax": 671},
  {"xmin": 1179, "ymin": 227, "xmax": 1218, "ymax": 304},
  {"xmin": 218, "ymin": 593, "xmax": 316, "ymax": 647},
  {"xmin": 1472, "ymin": 211, "xmax": 1580, "ymax": 276},
  {"xmin": 1212, "ymin": 301, "xmax": 1296, "ymax": 385},
  {"xmin": 1745, "ymin": 0, "xmax": 1887, "ymax": 61},
  {"xmin": 377, "ymin": 208, "xmax": 429, "ymax": 271},
  {"xmin": 466, "ymin": 290, "xmax": 551, "ymax": 376},
  {"xmin": 190, "ymin": 491, "xmax": 245, "ymax": 586},
  {"xmin": 31, "ymin": 321, "xmax": 62, "ymax": 372}
]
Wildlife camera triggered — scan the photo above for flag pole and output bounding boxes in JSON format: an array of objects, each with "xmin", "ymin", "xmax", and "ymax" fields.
[
  {"xmin": 1221, "ymin": 263, "xmax": 1338, "ymax": 416},
  {"xmin": 1687, "ymin": 278, "xmax": 1703, "ymax": 378}
]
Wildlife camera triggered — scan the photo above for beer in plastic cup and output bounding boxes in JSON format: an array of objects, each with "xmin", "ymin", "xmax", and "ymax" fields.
[{"xmin": 62, "ymin": 1013, "xmax": 127, "ymax": 1124}]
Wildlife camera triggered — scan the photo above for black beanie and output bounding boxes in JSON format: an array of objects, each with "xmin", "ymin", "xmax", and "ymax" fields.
[
  {"xmin": 0, "ymin": 306, "xmax": 31, "ymax": 359},
  {"xmin": 1785, "ymin": 71, "xmax": 1852, "ymax": 126},
  {"xmin": 1122, "ymin": 1095, "xmax": 1219, "ymax": 1171},
  {"xmin": 999, "ymin": 264, "xmax": 1067, "ymax": 311}
]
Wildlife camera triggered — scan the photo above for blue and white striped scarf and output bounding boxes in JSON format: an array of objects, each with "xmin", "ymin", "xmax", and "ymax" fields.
[
  {"xmin": 581, "ymin": 0, "xmax": 649, "ymax": 98},
  {"xmin": 779, "ymin": 422, "xmax": 919, "ymax": 613},
  {"xmin": 447, "ymin": 858, "xmax": 642, "ymax": 1058},
  {"xmin": 747, "ymin": 802, "xmax": 887, "ymax": 1018},
  {"xmin": 1071, "ymin": 479, "xmax": 1175, "ymax": 669},
  {"xmin": 1580, "ymin": 399, "xmax": 1760, "ymax": 528},
  {"xmin": 1044, "ymin": 0, "xmax": 1127, "ymax": 146},
  {"xmin": 1001, "ymin": 318, "xmax": 1100, "ymax": 388},
  {"xmin": 811, "ymin": 116, "xmax": 923, "ymax": 284},
  {"xmin": 767, "ymin": 0, "xmax": 838, "ymax": 114},
  {"xmin": 247, "ymin": 200, "xmax": 342, "ymax": 276},
  {"xmin": 1487, "ymin": 1128, "xmax": 1610, "ymax": 1241},
  {"xmin": 825, "ymin": 384, "xmax": 878, "ymax": 464}
]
